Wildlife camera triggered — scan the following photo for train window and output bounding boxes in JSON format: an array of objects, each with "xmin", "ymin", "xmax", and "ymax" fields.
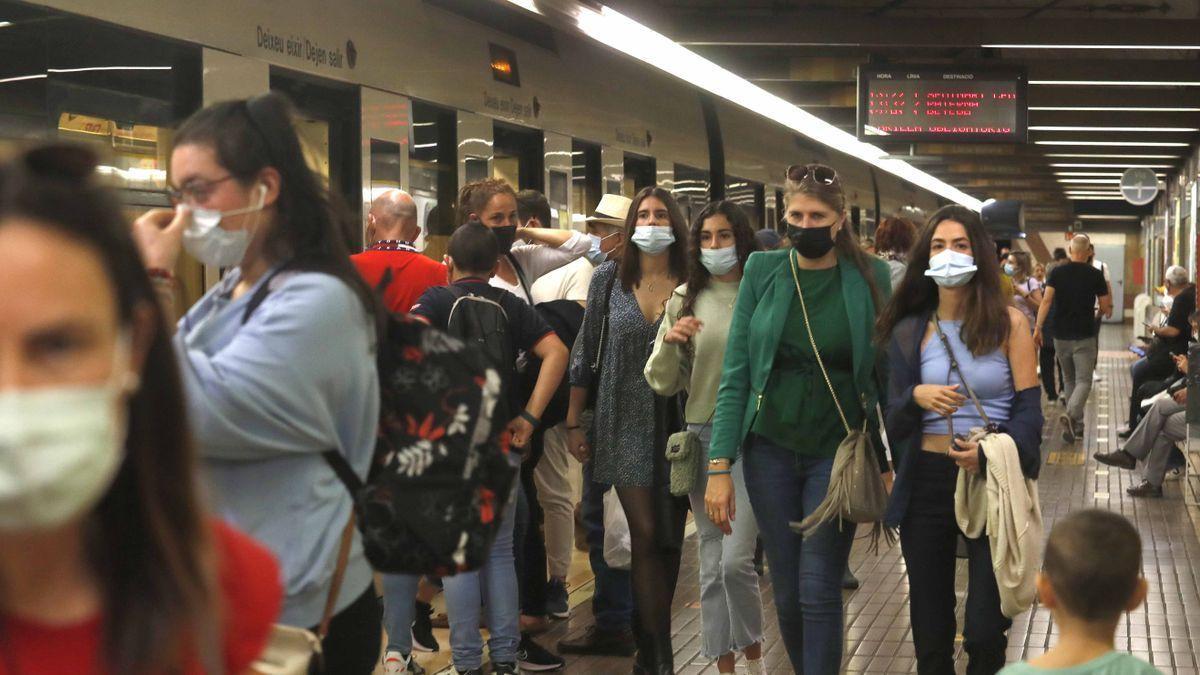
[
  {"xmin": 0, "ymin": 2, "xmax": 203, "ymax": 303},
  {"xmin": 493, "ymin": 122, "xmax": 544, "ymax": 192},
  {"xmin": 726, "ymin": 176, "xmax": 764, "ymax": 229},
  {"xmin": 623, "ymin": 154, "xmax": 655, "ymax": 197},
  {"xmin": 674, "ymin": 165, "xmax": 711, "ymax": 225},
  {"xmin": 571, "ymin": 140, "xmax": 601, "ymax": 229}
]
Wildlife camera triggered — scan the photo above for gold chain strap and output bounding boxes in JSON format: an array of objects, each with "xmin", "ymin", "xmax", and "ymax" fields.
[{"xmin": 788, "ymin": 250, "xmax": 858, "ymax": 435}]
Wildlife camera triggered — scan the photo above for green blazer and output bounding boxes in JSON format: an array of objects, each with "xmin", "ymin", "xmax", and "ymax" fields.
[{"xmin": 709, "ymin": 248, "xmax": 893, "ymax": 461}]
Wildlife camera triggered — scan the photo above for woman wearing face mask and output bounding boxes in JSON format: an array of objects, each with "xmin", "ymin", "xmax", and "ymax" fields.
[
  {"xmin": 566, "ymin": 186, "xmax": 691, "ymax": 674},
  {"xmin": 1006, "ymin": 251, "xmax": 1043, "ymax": 333},
  {"xmin": 877, "ymin": 206, "xmax": 1042, "ymax": 675},
  {"xmin": 706, "ymin": 164, "xmax": 892, "ymax": 674},
  {"xmin": 644, "ymin": 201, "xmax": 764, "ymax": 675},
  {"xmin": 0, "ymin": 145, "xmax": 281, "ymax": 672},
  {"xmin": 458, "ymin": 179, "xmax": 591, "ymax": 305},
  {"xmin": 131, "ymin": 93, "xmax": 382, "ymax": 673}
]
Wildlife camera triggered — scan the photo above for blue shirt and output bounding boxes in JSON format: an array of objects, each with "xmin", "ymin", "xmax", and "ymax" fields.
[
  {"xmin": 920, "ymin": 320, "xmax": 1014, "ymax": 435},
  {"xmin": 175, "ymin": 267, "xmax": 379, "ymax": 627}
]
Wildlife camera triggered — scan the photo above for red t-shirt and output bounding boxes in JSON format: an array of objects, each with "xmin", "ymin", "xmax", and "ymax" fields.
[
  {"xmin": 352, "ymin": 244, "xmax": 448, "ymax": 314},
  {"xmin": 0, "ymin": 521, "xmax": 282, "ymax": 675}
]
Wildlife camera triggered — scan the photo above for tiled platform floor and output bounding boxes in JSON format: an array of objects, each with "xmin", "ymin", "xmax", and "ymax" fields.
[{"xmin": 398, "ymin": 325, "xmax": 1200, "ymax": 674}]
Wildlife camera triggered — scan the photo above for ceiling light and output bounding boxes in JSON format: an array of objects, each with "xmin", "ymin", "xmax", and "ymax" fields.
[
  {"xmin": 1031, "ymin": 106, "xmax": 1200, "ymax": 112},
  {"xmin": 1030, "ymin": 126, "xmax": 1199, "ymax": 132},
  {"xmin": 1050, "ymin": 163, "xmax": 1174, "ymax": 168},
  {"xmin": 1077, "ymin": 214, "xmax": 1141, "ymax": 220},
  {"xmin": 1030, "ymin": 80, "xmax": 1200, "ymax": 87},
  {"xmin": 46, "ymin": 66, "xmax": 172, "ymax": 73},
  {"xmin": 0, "ymin": 73, "xmax": 47, "ymax": 84},
  {"xmin": 1056, "ymin": 178, "xmax": 1122, "ymax": 184},
  {"xmin": 0, "ymin": 21, "xmax": 13, "ymax": 28},
  {"xmin": 1066, "ymin": 195, "xmax": 1127, "ymax": 200},
  {"xmin": 1044, "ymin": 154, "xmax": 1181, "ymax": 159},
  {"xmin": 1035, "ymin": 141, "xmax": 1189, "ymax": 147},
  {"xmin": 984, "ymin": 44, "xmax": 1200, "ymax": 50},
  {"xmin": 525, "ymin": 1, "xmax": 982, "ymax": 210},
  {"xmin": 1055, "ymin": 172, "xmax": 1165, "ymax": 177}
]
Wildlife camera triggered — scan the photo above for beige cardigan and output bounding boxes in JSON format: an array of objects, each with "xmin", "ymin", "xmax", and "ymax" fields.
[{"xmin": 954, "ymin": 432, "xmax": 1043, "ymax": 619}]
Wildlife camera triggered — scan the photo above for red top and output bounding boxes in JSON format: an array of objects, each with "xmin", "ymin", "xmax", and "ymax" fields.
[
  {"xmin": 352, "ymin": 245, "xmax": 448, "ymax": 314},
  {"xmin": 0, "ymin": 521, "xmax": 282, "ymax": 675}
]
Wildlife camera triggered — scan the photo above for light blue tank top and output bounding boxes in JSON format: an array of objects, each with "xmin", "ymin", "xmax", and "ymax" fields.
[{"xmin": 921, "ymin": 320, "xmax": 1014, "ymax": 434}]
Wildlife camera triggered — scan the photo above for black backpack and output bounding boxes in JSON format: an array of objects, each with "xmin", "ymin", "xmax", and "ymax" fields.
[
  {"xmin": 520, "ymin": 299, "xmax": 585, "ymax": 428},
  {"xmin": 243, "ymin": 267, "xmax": 519, "ymax": 576},
  {"xmin": 446, "ymin": 284, "xmax": 517, "ymax": 424}
]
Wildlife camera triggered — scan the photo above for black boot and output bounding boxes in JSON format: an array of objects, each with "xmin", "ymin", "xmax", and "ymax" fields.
[{"xmin": 631, "ymin": 631, "xmax": 655, "ymax": 674}]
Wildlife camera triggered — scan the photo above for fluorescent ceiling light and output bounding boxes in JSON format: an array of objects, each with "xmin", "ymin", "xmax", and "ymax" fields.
[
  {"xmin": 0, "ymin": 73, "xmax": 47, "ymax": 84},
  {"xmin": 1035, "ymin": 141, "xmax": 1189, "ymax": 147},
  {"xmin": 1055, "ymin": 171, "xmax": 1165, "ymax": 177},
  {"xmin": 0, "ymin": 21, "xmax": 13, "ymax": 28},
  {"xmin": 1030, "ymin": 125, "xmax": 1199, "ymax": 132},
  {"xmin": 1031, "ymin": 106, "xmax": 1200, "ymax": 112},
  {"xmin": 1056, "ymin": 178, "xmax": 1122, "ymax": 183},
  {"xmin": 520, "ymin": 1, "xmax": 981, "ymax": 210},
  {"xmin": 1077, "ymin": 214, "xmax": 1140, "ymax": 219},
  {"xmin": 985, "ymin": 43, "xmax": 1200, "ymax": 50},
  {"xmin": 1066, "ymin": 195, "xmax": 1126, "ymax": 200},
  {"xmin": 1030, "ymin": 80, "xmax": 1200, "ymax": 87},
  {"xmin": 1051, "ymin": 163, "xmax": 1173, "ymax": 168},
  {"xmin": 47, "ymin": 66, "xmax": 172, "ymax": 73},
  {"xmin": 1044, "ymin": 153, "xmax": 1181, "ymax": 159}
]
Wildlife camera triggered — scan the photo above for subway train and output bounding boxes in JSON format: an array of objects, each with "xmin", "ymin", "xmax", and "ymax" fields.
[{"xmin": 0, "ymin": 0, "xmax": 938, "ymax": 305}]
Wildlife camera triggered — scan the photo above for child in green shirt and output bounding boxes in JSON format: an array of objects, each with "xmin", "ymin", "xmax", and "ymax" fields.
[{"xmin": 999, "ymin": 510, "xmax": 1162, "ymax": 675}]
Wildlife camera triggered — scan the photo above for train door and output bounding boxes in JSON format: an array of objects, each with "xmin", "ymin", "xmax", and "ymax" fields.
[
  {"xmin": 674, "ymin": 165, "xmax": 711, "ymax": 226},
  {"xmin": 601, "ymin": 146, "xmax": 624, "ymax": 197},
  {"xmin": 726, "ymin": 176, "xmax": 764, "ymax": 229},
  {"xmin": 544, "ymin": 131, "xmax": 572, "ymax": 229},
  {"xmin": 270, "ymin": 70, "xmax": 361, "ymax": 232},
  {"xmin": 361, "ymin": 88, "xmax": 410, "ymax": 250},
  {"xmin": 457, "ymin": 111, "xmax": 493, "ymax": 192},
  {"xmin": 493, "ymin": 121, "xmax": 544, "ymax": 193},
  {"xmin": 623, "ymin": 153, "xmax": 655, "ymax": 197},
  {"xmin": 571, "ymin": 140, "xmax": 602, "ymax": 229},
  {"xmin": 410, "ymin": 101, "xmax": 458, "ymax": 260}
]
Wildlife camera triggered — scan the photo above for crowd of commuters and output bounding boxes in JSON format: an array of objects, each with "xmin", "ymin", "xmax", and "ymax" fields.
[{"xmin": 0, "ymin": 91, "xmax": 1181, "ymax": 675}]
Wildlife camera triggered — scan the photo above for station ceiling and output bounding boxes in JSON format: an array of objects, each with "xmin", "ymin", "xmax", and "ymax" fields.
[{"xmin": 600, "ymin": 0, "xmax": 1200, "ymax": 232}]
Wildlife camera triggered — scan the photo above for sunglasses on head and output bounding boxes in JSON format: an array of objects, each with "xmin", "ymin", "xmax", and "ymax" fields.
[{"xmin": 786, "ymin": 164, "xmax": 838, "ymax": 186}]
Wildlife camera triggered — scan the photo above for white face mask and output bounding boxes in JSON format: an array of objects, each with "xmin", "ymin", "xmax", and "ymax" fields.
[
  {"xmin": 0, "ymin": 337, "xmax": 139, "ymax": 531},
  {"xmin": 700, "ymin": 245, "xmax": 739, "ymax": 276},
  {"xmin": 182, "ymin": 184, "xmax": 267, "ymax": 267},
  {"xmin": 631, "ymin": 225, "xmax": 675, "ymax": 256},
  {"xmin": 925, "ymin": 249, "xmax": 978, "ymax": 288}
]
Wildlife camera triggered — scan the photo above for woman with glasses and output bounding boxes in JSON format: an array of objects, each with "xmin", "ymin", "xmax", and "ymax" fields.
[
  {"xmin": 0, "ymin": 145, "xmax": 280, "ymax": 672},
  {"xmin": 132, "ymin": 92, "xmax": 383, "ymax": 674},
  {"xmin": 877, "ymin": 206, "xmax": 1042, "ymax": 675},
  {"xmin": 706, "ymin": 164, "xmax": 892, "ymax": 674}
]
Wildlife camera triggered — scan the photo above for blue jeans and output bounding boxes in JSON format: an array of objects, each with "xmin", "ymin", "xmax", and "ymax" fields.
[
  {"xmin": 744, "ymin": 436, "xmax": 854, "ymax": 675},
  {"xmin": 441, "ymin": 486, "xmax": 520, "ymax": 669},
  {"xmin": 581, "ymin": 459, "xmax": 633, "ymax": 631},
  {"xmin": 687, "ymin": 424, "xmax": 764, "ymax": 659},
  {"xmin": 381, "ymin": 573, "xmax": 418, "ymax": 654}
]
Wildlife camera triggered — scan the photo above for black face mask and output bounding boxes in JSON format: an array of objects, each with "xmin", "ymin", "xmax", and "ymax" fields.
[
  {"xmin": 786, "ymin": 224, "xmax": 836, "ymax": 259},
  {"xmin": 493, "ymin": 225, "xmax": 518, "ymax": 254}
]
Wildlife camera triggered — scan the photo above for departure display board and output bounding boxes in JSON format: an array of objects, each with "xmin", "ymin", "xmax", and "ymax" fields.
[{"xmin": 857, "ymin": 67, "xmax": 1028, "ymax": 143}]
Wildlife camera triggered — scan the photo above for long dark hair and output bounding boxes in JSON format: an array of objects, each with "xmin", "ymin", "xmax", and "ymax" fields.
[
  {"xmin": 681, "ymin": 200, "xmax": 758, "ymax": 317},
  {"xmin": 0, "ymin": 145, "xmax": 214, "ymax": 672},
  {"xmin": 173, "ymin": 92, "xmax": 378, "ymax": 321},
  {"xmin": 784, "ymin": 171, "xmax": 884, "ymax": 314},
  {"xmin": 877, "ymin": 205, "xmax": 1010, "ymax": 355},
  {"xmin": 618, "ymin": 186, "xmax": 690, "ymax": 292}
]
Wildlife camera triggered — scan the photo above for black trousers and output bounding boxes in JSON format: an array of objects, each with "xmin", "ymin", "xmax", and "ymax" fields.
[
  {"xmin": 1038, "ymin": 341, "xmax": 1060, "ymax": 400},
  {"xmin": 515, "ymin": 428, "xmax": 549, "ymax": 617},
  {"xmin": 311, "ymin": 583, "xmax": 382, "ymax": 675},
  {"xmin": 900, "ymin": 452, "xmax": 1010, "ymax": 675}
]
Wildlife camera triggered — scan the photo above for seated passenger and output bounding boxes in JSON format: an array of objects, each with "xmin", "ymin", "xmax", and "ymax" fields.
[
  {"xmin": 0, "ymin": 144, "xmax": 280, "ymax": 672},
  {"xmin": 131, "ymin": 92, "xmax": 382, "ymax": 674},
  {"xmin": 1119, "ymin": 266, "xmax": 1194, "ymax": 437},
  {"xmin": 1121, "ymin": 311, "xmax": 1196, "ymax": 434},
  {"xmin": 998, "ymin": 509, "xmax": 1162, "ymax": 675},
  {"xmin": 1094, "ymin": 386, "xmax": 1186, "ymax": 499}
]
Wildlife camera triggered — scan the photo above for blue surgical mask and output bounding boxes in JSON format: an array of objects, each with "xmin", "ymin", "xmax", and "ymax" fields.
[
  {"xmin": 700, "ymin": 246, "xmax": 739, "ymax": 276},
  {"xmin": 586, "ymin": 232, "xmax": 619, "ymax": 265},
  {"xmin": 631, "ymin": 226, "xmax": 675, "ymax": 256},
  {"xmin": 1003, "ymin": 263, "xmax": 1015, "ymax": 276},
  {"xmin": 925, "ymin": 249, "xmax": 977, "ymax": 288}
]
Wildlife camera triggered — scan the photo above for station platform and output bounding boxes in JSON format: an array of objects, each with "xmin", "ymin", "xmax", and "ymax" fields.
[{"xmin": 389, "ymin": 325, "xmax": 1200, "ymax": 675}]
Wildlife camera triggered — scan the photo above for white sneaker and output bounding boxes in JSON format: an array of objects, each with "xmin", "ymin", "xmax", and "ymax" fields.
[
  {"xmin": 1165, "ymin": 467, "xmax": 1184, "ymax": 481},
  {"xmin": 746, "ymin": 658, "xmax": 766, "ymax": 675},
  {"xmin": 384, "ymin": 651, "xmax": 425, "ymax": 675}
]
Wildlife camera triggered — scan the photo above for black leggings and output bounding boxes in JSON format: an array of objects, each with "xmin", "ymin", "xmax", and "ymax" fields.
[
  {"xmin": 616, "ymin": 485, "xmax": 688, "ymax": 660},
  {"xmin": 310, "ymin": 584, "xmax": 382, "ymax": 675}
]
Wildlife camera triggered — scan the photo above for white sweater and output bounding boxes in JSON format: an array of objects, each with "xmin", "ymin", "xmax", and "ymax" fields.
[{"xmin": 954, "ymin": 432, "xmax": 1043, "ymax": 619}]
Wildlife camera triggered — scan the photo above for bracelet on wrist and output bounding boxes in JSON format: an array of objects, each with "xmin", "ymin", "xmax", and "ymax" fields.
[
  {"xmin": 708, "ymin": 458, "xmax": 731, "ymax": 466},
  {"xmin": 707, "ymin": 470, "xmax": 731, "ymax": 476},
  {"xmin": 519, "ymin": 410, "xmax": 541, "ymax": 429}
]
